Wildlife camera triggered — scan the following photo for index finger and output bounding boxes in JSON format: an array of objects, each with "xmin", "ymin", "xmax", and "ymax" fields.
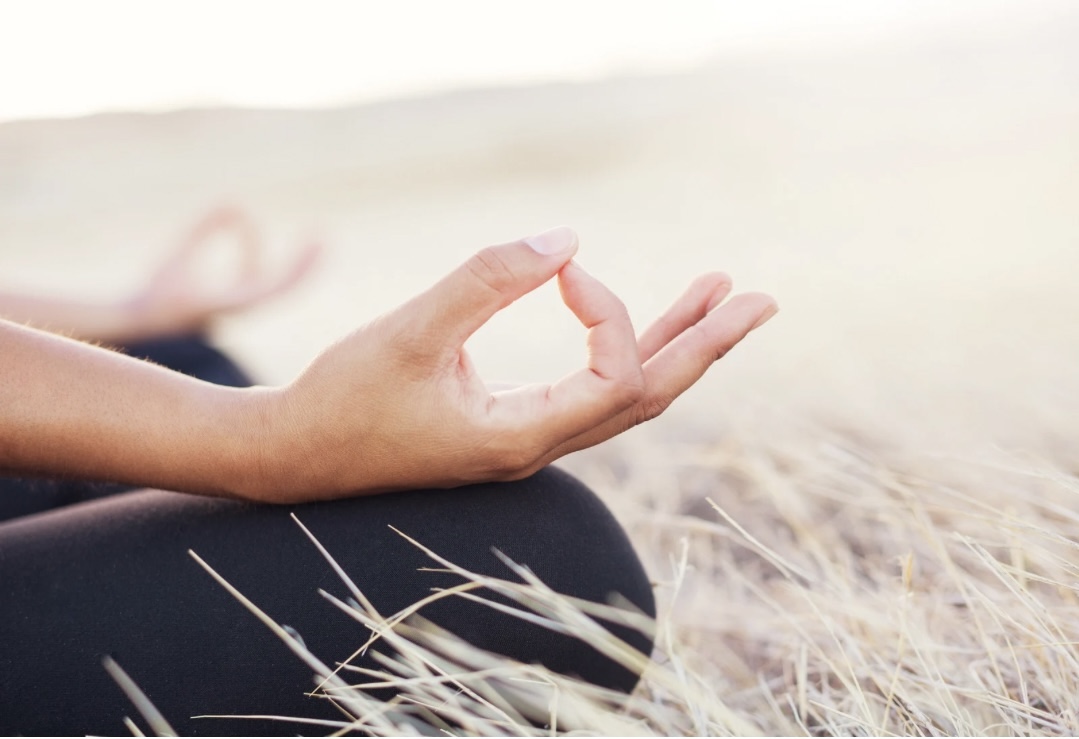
[
  {"xmin": 490, "ymin": 261, "xmax": 644, "ymax": 445},
  {"xmin": 535, "ymin": 290, "xmax": 778, "ymax": 464}
]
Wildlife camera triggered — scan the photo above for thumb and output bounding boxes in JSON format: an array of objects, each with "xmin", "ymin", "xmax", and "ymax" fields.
[{"xmin": 403, "ymin": 226, "xmax": 579, "ymax": 351}]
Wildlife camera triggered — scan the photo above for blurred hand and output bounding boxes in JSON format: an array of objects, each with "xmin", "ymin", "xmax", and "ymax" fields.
[
  {"xmin": 125, "ymin": 206, "xmax": 321, "ymax": 337},
  {"xmin": 252, "ymin": 227, "xmax": 776, "ymax": 502}
]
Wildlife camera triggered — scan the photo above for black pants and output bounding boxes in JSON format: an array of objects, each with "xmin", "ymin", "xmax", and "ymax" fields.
[{"xmin": 0, "ymin": 337, "xmax": 655, "ymax": 736}]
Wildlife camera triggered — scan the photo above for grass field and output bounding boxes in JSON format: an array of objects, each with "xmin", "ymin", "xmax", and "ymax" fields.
[
  {"xmin": 3, "ymin": 6, "xmax": 1078, "ymax": 734},
  {"xmin": 172, "ymin": 426, "xmax": 1079, "ymax": 735}
]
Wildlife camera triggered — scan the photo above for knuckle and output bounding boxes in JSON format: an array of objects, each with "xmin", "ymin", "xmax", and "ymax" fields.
[
  {"xmin": 688, "ymin": 323, "xmax": 730, "ymax": 363},
  {"xmin": 636, "ymin": 393, "xmax": 674, "ymax": 426},
  {"xmin": 466, "ymin": 247, "xmax": 517, "ymax": 303},
  {"xmin": 590, "ymin": 290, "xmax": 631, "ymax": 327},
  {"xmin": 610, "ymin": 296, "xmax": 632, "ymax": 322},
  {"xmin": 609, "ymin": 371, "xmax": 646, "ymax": 407}
]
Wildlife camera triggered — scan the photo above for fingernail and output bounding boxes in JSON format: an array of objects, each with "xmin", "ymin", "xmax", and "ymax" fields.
[
  {"xmin": 525, "ymin": 226, "xmax": 578, "ymax": 255},
  {"xmin": 750, "ymin": 304, "xmax": 779, "ymax": 330}
]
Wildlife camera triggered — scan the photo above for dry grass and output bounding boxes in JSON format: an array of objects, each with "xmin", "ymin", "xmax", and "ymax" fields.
[
  {"xmin": 115, "ymin": 425, "xmax": 1078, "ymax": 737},
  {"xmin": 603, "ymin": 429, "xmax": 1079, "ymax": 736}
]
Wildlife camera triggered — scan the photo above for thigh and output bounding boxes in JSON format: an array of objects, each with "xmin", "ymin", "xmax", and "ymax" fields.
[{"xmin": 0, "ymin": 467, "xmax": 654, "ymax": 736}]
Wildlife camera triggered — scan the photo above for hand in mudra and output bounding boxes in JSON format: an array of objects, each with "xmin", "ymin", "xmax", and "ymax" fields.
[
  {"xmin": 251, "ymin": 227, "xmax": 776, "ymax": 502},
  {"xmin": 127, "ymin": 205, "xmax": 321, "ymax": 337}
]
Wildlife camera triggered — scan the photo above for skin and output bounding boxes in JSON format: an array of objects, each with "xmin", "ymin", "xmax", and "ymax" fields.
[
  {"xmin": 0, "ymin": 206, "xmax": 320, "ymax": 342},
  {"xmin": 0, "ymin": 219, "xmax": 777, "ymax": 504}
]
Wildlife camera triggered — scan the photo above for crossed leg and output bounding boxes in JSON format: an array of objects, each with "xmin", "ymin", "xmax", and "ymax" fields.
[{"xmin": 0, "ymin": 336, "xmax": 655, "ymax": 736}]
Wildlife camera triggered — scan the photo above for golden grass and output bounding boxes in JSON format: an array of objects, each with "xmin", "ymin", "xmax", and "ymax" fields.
[
  {"xmin": 118, "ymin": 427, "xmax": 1077, "ymax": 737},
  {"xmin": 607, "ymin": 430, "xmax": 1079, "ymax": 736}
]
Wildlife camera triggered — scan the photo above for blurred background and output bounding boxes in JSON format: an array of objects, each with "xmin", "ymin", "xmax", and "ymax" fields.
[{"xmin": 2, "ymin": 0, "xmax": 1077, "ymax": 461}]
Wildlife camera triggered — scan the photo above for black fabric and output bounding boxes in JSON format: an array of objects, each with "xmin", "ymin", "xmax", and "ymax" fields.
[
  {"xmin": 118, "ymin": 332, "xmax": 255, "ymax": 389},
  {"xmin": 0, "ymin": 336, "xmax": 655, "ymax": 736}
]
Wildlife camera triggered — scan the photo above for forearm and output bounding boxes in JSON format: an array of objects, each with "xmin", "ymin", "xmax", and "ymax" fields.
[
  {"xmin": 0, "ymin": 319, "xmax": 264, "ymax": 498},
  {"xmin": 0, "ymin": 228, "xmax": 778, "ymax": 507},
  {"xmin": 0, "ymin": 292, "xmax": 152, "ymax": 343}
]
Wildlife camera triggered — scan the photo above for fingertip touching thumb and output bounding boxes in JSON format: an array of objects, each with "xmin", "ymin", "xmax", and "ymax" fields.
[{"xmin": 407, "ymin": 226, "xmax": 581, "ymax": 351}]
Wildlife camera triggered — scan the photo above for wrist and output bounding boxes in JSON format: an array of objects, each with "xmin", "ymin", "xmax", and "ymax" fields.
[
  {"xmin": 215, "ymin": 385, "xmax": 289, "ymax": 502},
  {"xmin": 227, "ymin": 383, "xmax": 346, "ymax": 504},
  {"xmin": 236, "ymin": 379, "xmax": 381, "ymax": 503}
]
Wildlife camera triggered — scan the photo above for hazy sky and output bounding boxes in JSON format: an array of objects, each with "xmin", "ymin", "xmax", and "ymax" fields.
[{"xmin": 0, "ymin": 0, "xmax": 1050, "ymax": 123}]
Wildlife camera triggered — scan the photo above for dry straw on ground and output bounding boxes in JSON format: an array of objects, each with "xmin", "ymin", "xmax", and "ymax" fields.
[{"xmin": 142, "ymin": 427, "xmax": 1077, "ymax": 737}]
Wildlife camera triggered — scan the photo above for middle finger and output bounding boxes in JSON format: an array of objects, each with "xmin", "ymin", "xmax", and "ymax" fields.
[{"xmin": 636, "ymin": 272, "xmax": 732, "ymax": 362}]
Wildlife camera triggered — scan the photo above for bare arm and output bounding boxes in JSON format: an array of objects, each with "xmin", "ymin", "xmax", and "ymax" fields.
[
  {"xmin": 0, "ymin": 206, "xmax": 319, "ymax": 343},
  {"xmin": 1, "ymin": 228, "xmax": 776, "ymax": 504},
  {"xmin": 0, "ymin": 318, "xmax": 260, "ymax": 497},
  {"xmin": 0, "ymin": 293, "xmax": 143, "ymax": 344}
]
